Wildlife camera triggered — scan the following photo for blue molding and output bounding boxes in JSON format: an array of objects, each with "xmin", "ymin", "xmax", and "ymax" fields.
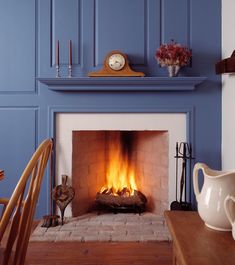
[
  {"xmin": 47, "ymin": 105, "xmax": 195, "ymax": 209},
  {"xmin": 37, "ymin": 76, "xmax": 206, "ymax": 91}
]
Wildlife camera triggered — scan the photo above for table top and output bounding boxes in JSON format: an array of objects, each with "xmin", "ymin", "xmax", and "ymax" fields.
[{"xmin": 165, "ymin": 211, "xmax": 235, "ymax": 265}]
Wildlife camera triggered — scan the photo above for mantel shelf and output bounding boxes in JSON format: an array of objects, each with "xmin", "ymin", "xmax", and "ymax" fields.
[{"xmin": 37, "ymin": 76, "xmax": 206, "ymax": 91}]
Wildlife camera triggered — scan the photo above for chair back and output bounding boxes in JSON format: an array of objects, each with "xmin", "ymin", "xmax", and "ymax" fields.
[{"xmin": 0, "ymin": 139, "xmax": 53, "ymax": 265}]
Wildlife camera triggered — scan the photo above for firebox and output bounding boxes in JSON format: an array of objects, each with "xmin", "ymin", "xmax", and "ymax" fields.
[{"xmin": 72, "ymin": 130, "xmax": 168, "ymax": 216}]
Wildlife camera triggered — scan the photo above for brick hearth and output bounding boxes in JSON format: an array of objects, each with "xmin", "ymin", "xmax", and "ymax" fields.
[{"xmin": 30, "ymin": 212, "xmax": 171, "ymax": 242}]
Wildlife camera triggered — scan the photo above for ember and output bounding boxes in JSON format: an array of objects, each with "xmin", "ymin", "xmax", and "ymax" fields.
[{"xmin": 95, "ymin": 132, "xmax": 147, "ymax": 213}]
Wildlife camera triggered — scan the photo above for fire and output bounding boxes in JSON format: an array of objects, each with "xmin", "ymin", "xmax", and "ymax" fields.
[{"xmin": 100, "ymin": 133, "xmax": 138, "ymax": 196}]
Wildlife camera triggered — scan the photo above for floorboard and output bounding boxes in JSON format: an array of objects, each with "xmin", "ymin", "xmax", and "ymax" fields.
[
  {"xmin": 2, "ymin": 221, "xmax": 172, "ymax": 264},
  {"xmin": 27, "ymin": 241, "xmax": 172, "ymax": 265}
]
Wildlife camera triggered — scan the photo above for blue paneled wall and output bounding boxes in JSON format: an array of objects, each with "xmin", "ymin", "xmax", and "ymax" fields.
[{"xmin": 0, "ymin": 0, "xmax": 221, "ymax": 217}]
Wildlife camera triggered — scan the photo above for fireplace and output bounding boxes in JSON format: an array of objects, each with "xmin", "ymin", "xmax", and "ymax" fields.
[
  {"xmin": 30, "ymin": 112, "xmax": 186, "ymax": 242},
  {"xmin": 56, "ymin": 113, "xmax": 187, "ymax": 217}
]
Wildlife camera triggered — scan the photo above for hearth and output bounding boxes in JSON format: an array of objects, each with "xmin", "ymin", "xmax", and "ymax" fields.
[{"xmin": 31, "ymin": 212, "xmax": 171, "ymax": 242}]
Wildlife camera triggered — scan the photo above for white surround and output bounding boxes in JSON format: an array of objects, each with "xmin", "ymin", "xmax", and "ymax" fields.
[
  {"xmin": 222, "ymin": 0, "xmax": 235, "ymax": 170},
  {"xmin": 56, "ymin": 113, "xmax": 186, "ymax": 216}
]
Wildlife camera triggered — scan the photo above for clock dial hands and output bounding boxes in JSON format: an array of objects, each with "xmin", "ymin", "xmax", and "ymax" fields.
[{"xmin": 108, "ymin": 54, "xmax": 126, "ymax": 71}]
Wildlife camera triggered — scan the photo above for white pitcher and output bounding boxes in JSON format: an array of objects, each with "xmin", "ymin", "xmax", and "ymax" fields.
[
  {"xmin": 193, "ymin": 163, "xmax": 235, "ymax": 231},
  {"xmin": 224, "ymin": 195, "xmax": 235, "ymax": 239}
]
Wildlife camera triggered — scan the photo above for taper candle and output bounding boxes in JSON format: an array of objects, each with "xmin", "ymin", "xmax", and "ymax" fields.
[
  {"xmin": 69, "ymin": 40, "xmax": 72, "ymax": 66},
  {"xmin": 56, "ymin": 40, "xmax": 60, "ymax": 66}
]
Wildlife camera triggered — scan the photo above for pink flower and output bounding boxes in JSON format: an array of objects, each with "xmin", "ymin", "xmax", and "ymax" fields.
[{"xmin": 155, "ymin": 40, "xmax": 191, "ymax": 67}]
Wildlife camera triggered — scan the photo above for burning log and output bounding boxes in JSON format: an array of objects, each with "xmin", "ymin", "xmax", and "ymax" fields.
[
  {"xmin": 117, "ymin": 187, "xmax": 131, "ymax": 197},
  {"xmin": 95, "ymin": 189, "xmax": 147, "ymax": 213},
  {"xmin": 94, "ymin": 132, "xmax": 147, "ymax": 213}
]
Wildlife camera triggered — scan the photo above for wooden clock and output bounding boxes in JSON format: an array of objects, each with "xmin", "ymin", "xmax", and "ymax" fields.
[{"xmin": 88, "ymin": 50, "xmax": 145, "ymax": 77}]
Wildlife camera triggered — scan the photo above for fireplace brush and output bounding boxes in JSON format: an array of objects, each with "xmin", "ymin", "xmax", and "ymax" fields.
[{"xmin": 170, "ymin": 142, "xmax": 194, "ymax": 211}]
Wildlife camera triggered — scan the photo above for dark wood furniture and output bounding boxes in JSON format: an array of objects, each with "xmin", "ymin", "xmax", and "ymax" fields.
[
  {"xmin": 0, "ymin": 170, "xmax": 4, "ymax": 181},
  {"xmin": 216, "ymin": 50, "xmax": 235, "ymax": 74},
  {"xmin": 165, "ymin": 211, "xmax": 235, "ymax": 265}
]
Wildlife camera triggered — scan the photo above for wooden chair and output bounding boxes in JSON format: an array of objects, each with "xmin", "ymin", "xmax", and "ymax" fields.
[{"xmin": 0, "ymin": 138, "xmax": 53, "ymax": 265}]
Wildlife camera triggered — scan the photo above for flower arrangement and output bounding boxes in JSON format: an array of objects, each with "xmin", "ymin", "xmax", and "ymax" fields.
[{"xmin": 155, "ymin": 40, "xmax": 191, "ymax": 67}]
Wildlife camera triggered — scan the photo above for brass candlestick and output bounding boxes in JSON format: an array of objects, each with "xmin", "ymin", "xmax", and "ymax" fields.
[
  {"xmin": 56, "ymin": 65, "xmax": 60, "ymax": 78},
  {"xmin": 68, "ymin": 64, "xmax": 72, "ymax": 78}
]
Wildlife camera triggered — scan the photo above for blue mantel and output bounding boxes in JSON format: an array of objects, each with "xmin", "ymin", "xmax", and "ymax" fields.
[{"xmin": 37, "ymin": 77, "xmax": 206, "ymax": 91}]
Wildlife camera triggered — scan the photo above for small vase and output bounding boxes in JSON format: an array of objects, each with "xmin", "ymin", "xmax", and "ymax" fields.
[{"xmin": 167, "ymin": 65, "xmax": 180, "ymax": 77}]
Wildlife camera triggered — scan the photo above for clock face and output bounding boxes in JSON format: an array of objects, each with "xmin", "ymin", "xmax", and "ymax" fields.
[{"xmin": 108, "ymin": 53, "xmax": 126, "ymax": 71}]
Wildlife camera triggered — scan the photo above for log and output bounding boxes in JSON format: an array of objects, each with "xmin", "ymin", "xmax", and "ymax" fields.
[{"xmin": 95, "ymin": 190, "xmax": 147, "ymax": 208}]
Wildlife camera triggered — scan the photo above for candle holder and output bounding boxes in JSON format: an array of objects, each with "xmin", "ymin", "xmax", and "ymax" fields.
[
  {"xmin": 68, "ymin": 64, "xmax": 72, "ymax": 78},
  {"xmin": 56, "ymin": 65, "xmax": 60, "ymax": 78}
]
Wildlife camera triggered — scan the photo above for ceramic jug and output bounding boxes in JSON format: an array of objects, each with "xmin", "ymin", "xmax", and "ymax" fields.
[
  {"xmin": 193, "ymin": 163, "xmax": 235, "ymax": 231},
  {"xmin": 224, "ymin": 195, "xmax": 235, "ymax": 239}
]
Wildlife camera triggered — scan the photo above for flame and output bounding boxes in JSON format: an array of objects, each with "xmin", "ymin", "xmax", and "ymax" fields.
[{"xmin": 101, "ymin": 133, "xmax": 138, "ymax": 196}]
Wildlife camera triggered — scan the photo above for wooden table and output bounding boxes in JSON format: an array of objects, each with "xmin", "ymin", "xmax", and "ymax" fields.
[
  {"xmin": 0, "ymin": 170, "xmax": 4, "ymax": 181},
  {"xmin": 165, "ymin": 211, "xmax": 235, "ymax": 265}
]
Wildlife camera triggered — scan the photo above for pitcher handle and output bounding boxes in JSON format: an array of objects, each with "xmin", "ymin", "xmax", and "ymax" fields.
[
  {"xmin": 224, "ymin": 195, "xmax": 235, "ymax": 226},
  {"xmin": 193, "ymin": 163, "xmax": 206, "ymax": 201}
]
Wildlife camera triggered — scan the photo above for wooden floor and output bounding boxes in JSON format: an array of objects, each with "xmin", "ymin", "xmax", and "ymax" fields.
[
  {"xmin": 27, "ymin": 241, "xmax": 172, "ymax": 265},
  {"xmin": 26, "ymin": 221, "xmax": 172, "ymax": 265},
  {"xmin": 2, "ymin": 221, "xmax": 172, "ymax": 265}
]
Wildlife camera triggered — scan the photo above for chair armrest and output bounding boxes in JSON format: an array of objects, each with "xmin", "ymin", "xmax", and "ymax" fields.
[
  {"xmin": 0, "ymin": 198, "xmax": 10, "ymax": 206},
  {"xmin": 0, "ymin": 198, "xmax": 25, "ymax": 220}
]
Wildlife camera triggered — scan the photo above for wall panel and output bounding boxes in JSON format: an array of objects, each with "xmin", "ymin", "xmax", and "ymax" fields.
[
  {"xmin": 0, "ymin": 108, "xmax": 37, "ymax": 197},
  {"xmin": 51, "ymin": 0, "xmax": 81, "ymax": 66},
  {"xmin": 94, "ymin": 0, "xmax": 147, "ymax": 67},
  {"xmin": 161, "ymin": 0, "xmax": 191, "ymax": 47},
  {"xmin": 0, "ymin": 0, "xmax": 36, "ymax": 93}
]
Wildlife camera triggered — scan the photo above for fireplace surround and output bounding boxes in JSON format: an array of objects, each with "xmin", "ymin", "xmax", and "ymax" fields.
[{"xmin": 55, "ymin": 112, "xmax": 187, "ymax": 217}]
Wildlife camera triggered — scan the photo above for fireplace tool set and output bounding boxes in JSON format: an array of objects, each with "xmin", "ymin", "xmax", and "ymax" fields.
[
  {"xmin": 51, "ymin": 174, "xmax": 75, "ymax": 225},
  {"xmin": 170, "ymin": 142, "xmax": 194, "ymax": 211},
  {"xmin": 42, "ymin": 173, "xmax": 75, "ymax": 227}
]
